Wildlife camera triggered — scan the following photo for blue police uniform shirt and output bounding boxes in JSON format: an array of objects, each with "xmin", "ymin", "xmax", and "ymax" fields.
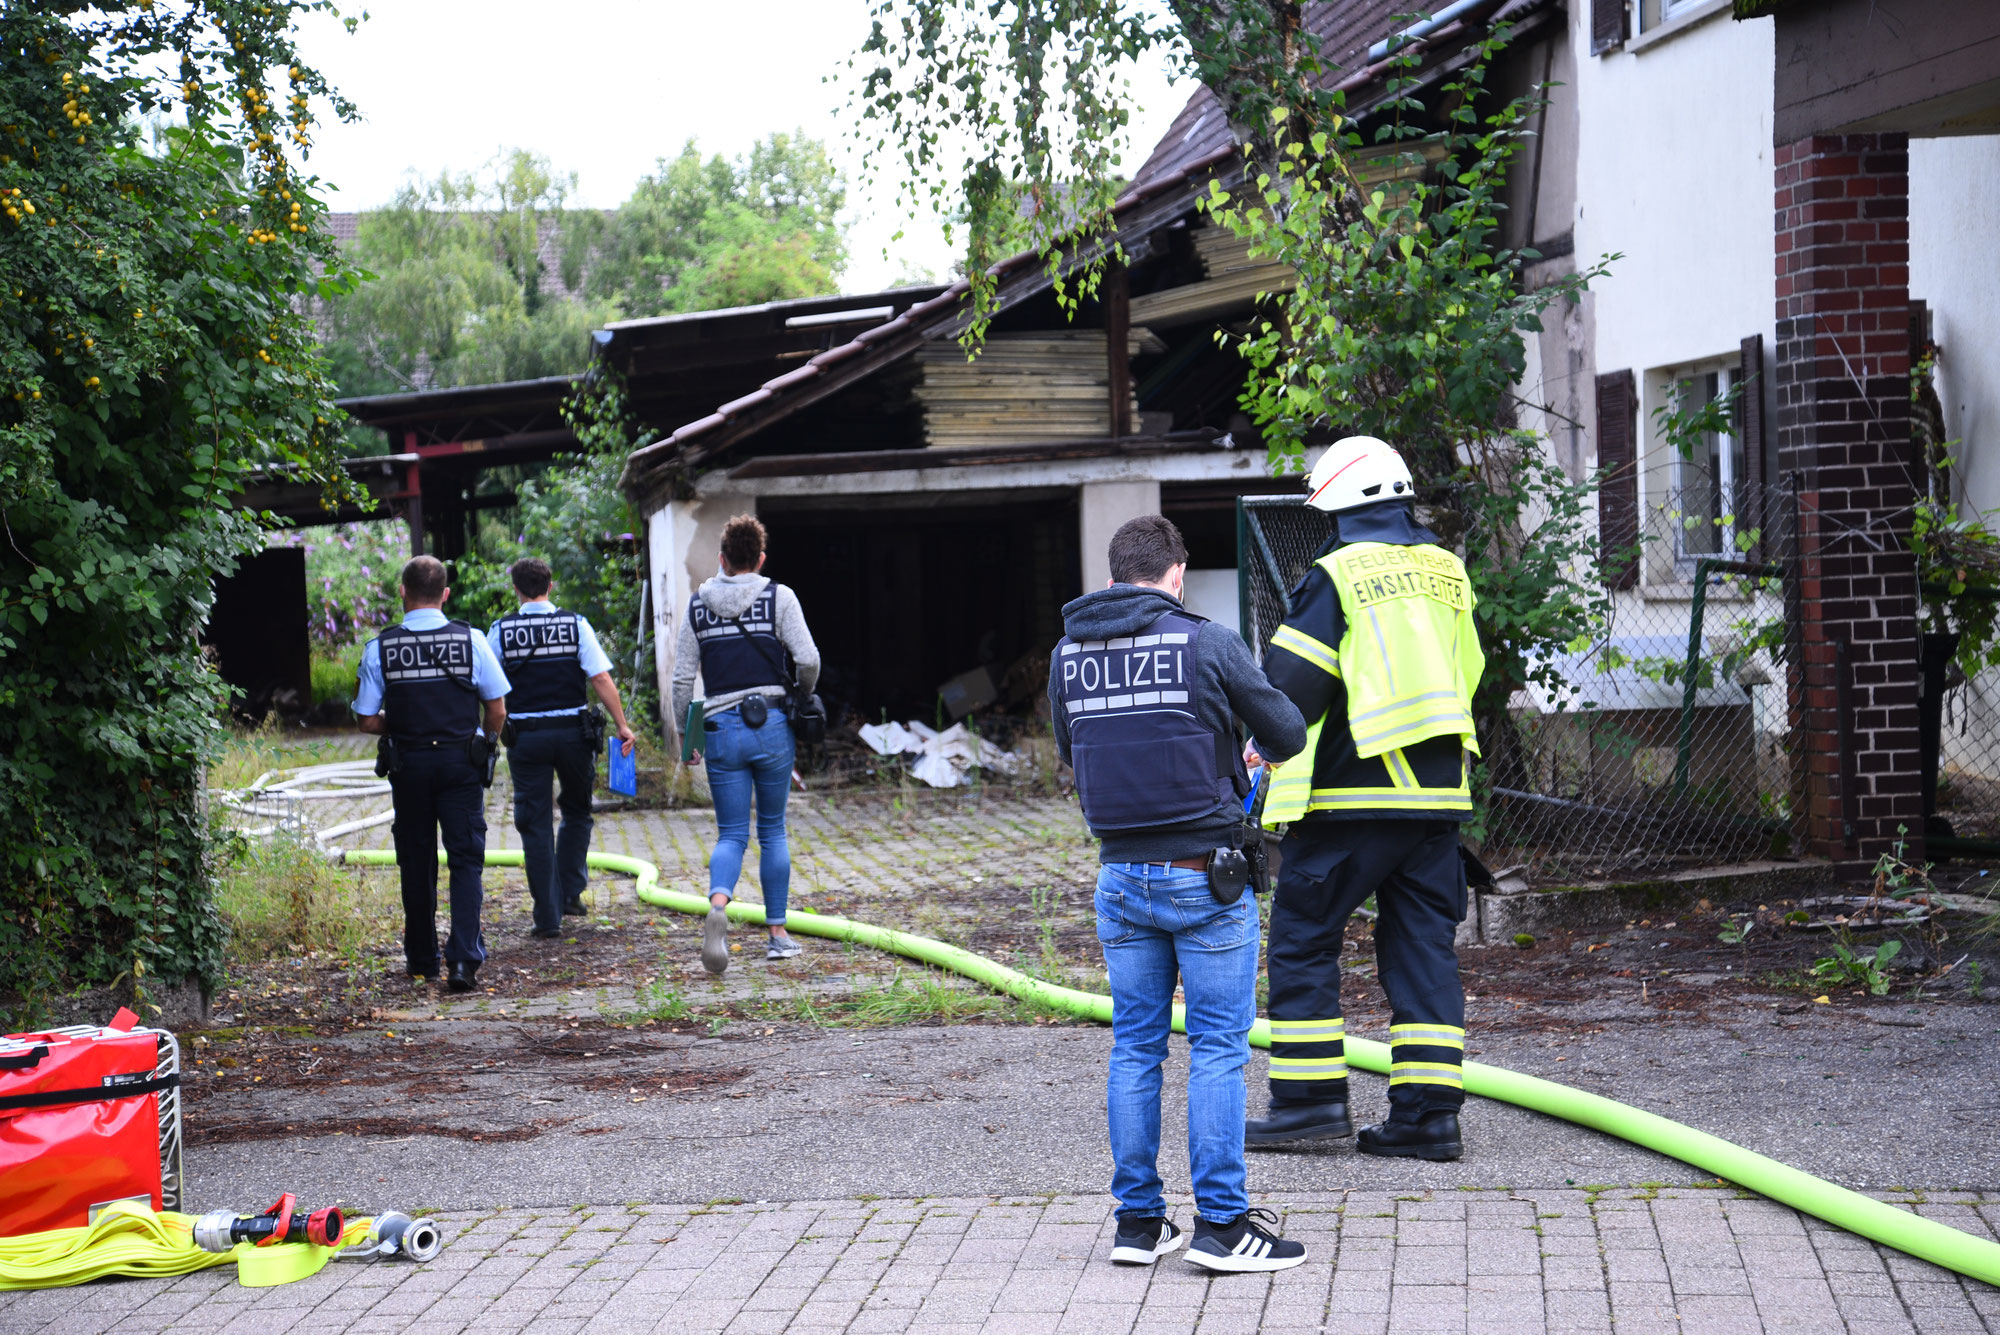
[
  {"xmin": 354, "ymin": 607, "xmax": 512, "ymax": 719},
  {"xmin": 485, "ymin": 601, "xmax": 612, "ymax": 718}
]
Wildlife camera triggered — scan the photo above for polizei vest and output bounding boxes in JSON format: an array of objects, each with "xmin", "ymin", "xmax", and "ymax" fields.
[
  {"xmin": 378, "ymin": 621, "xmax": 481, "ymax": 743},
  {"xmin": 494, "ymin": 609, "xmax": 588, "ymax": 713},
  {"xmin": 690, "ymin": 584, "xmax": 789, "ymax": 697},
  {"xmin": 1055, "ymin": 610, "xmax": 1242, "ymax": 832}
]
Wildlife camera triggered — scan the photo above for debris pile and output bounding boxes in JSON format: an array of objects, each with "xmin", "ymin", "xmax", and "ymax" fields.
[{"xmin": 858, "ymin": 720, "xmax": 1027, "ymax": 789}]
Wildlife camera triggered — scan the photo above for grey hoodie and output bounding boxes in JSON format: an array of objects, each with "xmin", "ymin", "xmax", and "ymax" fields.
[
  {"xmin": 671, "ymin": 573, "xmax": 821, "ymax": 727},
  {"xmin": 1049, "ymin": 584, "xmax": 1307, "ymax": 864}
]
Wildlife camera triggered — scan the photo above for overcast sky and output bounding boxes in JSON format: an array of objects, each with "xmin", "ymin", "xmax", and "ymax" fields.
[{"xmin": 293, "ymin": 1, "xmax": 1194, "ymax": 292}]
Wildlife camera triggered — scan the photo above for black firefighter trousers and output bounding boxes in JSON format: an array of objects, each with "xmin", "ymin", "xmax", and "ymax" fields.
[{"xmin": 1266, "ymin": 819, "xmax": 1467, "ymax": 1122}]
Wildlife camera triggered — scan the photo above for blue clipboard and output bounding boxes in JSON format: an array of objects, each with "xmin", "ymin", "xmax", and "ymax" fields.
[{"xmin": 607, "ymin": 735, "xmax": 637, "ymax": 797}]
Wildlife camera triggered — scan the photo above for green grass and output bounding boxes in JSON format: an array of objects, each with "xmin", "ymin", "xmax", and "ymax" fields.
[
  {"xmin": 208, "ymin": 719, "xmax": 353, "ymax": 789},
  {"xmin": 214, "ymin": 830, "xmax": 398, "ymax": 963}
]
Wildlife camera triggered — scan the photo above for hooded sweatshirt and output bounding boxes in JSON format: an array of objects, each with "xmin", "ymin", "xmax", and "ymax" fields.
[
  {"xmin": 1049, "ymin": 584, "xmax": 1307, "ymax": 865},
  {"xmin": 671, "ymin": 573, "xmax": 820, "ymax": 728}
]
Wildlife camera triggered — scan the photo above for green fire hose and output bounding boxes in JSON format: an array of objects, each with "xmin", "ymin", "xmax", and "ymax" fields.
[{"xmin": 343, "ymin": 847, "xmax": 2000, "ymax": 1286}]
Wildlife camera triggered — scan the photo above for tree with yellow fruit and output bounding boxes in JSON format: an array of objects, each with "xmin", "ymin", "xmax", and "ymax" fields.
[{"xmin": 0, "ymin": 2, "xmax": 359, "ymax": 1022}]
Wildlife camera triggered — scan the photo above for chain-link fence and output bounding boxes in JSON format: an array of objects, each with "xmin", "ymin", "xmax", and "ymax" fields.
[{"xmin": 1238, "ymin": 489, "xmax": 1806, "ymax": 882}]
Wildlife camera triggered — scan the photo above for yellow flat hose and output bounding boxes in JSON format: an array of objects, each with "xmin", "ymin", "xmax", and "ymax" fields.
[
  {"xmin": 0, "ymin": 1202, "xmax": 376, "ymax": 1290},
  {"xmin": 345, "ymin": 847, "xmax": 2000, "ymax": 1285}
]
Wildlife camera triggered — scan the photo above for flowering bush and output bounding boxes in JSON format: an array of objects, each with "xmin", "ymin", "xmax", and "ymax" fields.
[{"xmin": 271, "ymin": 520, "xmax": 405, "ymax": 650}]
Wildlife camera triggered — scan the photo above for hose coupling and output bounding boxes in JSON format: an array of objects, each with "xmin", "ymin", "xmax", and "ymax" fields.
[
  {"xmin": 372, "ymin": 1212, "xmax": 442, "ymax": 1263},
  {"xmin": 190, "ymin": 1198, "xmax": 344, "ymax": 1251}
]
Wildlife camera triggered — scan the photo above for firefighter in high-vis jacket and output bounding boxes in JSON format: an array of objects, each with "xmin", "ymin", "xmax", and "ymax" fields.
[{"xmin": 1244, "ymin": 436, "xmax": 1486, "ymax": 1161}]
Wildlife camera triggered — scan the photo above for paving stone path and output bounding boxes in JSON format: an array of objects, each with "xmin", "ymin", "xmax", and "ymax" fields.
[
  {"xmin": 111, "ymin": 748, "xmax": 1993, "ymax": 1331},
  {"xmin": 4, "ymin": 1189, "xmax": 1997, "ymax": 1334}
]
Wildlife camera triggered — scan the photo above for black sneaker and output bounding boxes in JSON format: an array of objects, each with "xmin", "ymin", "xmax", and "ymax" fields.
[
  {"xmin": 1185, "ymin": 1208, "xmax": 1307, "ymax": 1273},
  {"xmin": 1109, "ymin": 1216, "xmax": 1184, "ymax": 1265}
]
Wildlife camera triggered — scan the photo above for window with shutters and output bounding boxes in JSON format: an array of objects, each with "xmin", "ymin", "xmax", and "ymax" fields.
[
  {"xmin": 1634, "ymin": 0, "xmax": 1723, "ymax": 37},
  {"xmin": 1595, "ymin": 369, "xmax": 1638, "ymax": 589},
  {"xmin": 1669, "ymin": 368, "xmax": 1744, "ymax": 565},
  {"xmin": 1590, "ymin": 0, "xmax": 1627, "ymax": 54},
  {"xmin": 1640, "ymin": 355, "xmax": 1756, "ymax": 583}
]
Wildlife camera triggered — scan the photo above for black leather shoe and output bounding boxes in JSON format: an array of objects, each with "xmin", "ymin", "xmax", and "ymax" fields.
[
  {"xmin": 562, "ymin": 897, "xmax": 586, "ymax": 916},
  {"xmin": 530, "ymin": 926, "xmax": 562, "ymax": 940},
  {"xmin": 407, "ymin": 963, "xmax": 440, "ymax": 981},
  {"xmin": 1358, "ymin": 1111, "xmax": 1463, "ymax": 1161},
  {"xmin": 1246, "ymin": 1102, "xmax": 1353, "ymax": 1147},
  {"xmin": 446, "ymin": 961, "xmax": 478, "ymax": 993}
]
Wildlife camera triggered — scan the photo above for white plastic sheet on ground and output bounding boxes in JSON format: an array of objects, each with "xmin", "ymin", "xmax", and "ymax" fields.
[{"xmin": 857, "ymin": 720, "xmax": 1025, "ymax": 788}]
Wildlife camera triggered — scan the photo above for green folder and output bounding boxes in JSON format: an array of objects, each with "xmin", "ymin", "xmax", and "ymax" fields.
[{"xmin": 681, "ymin": 700, "xmax": 704, "ymax": 763}]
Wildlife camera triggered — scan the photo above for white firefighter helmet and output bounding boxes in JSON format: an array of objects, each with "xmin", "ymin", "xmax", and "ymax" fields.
[{"xmin": 1304, "ymin": 436, "xmax": 1414, "ymax": 512}]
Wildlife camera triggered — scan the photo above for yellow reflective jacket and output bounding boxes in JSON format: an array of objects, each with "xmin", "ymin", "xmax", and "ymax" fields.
[{"xmin": 1263, "ymin": 540, "xmax": 1484, "ymax": 826}]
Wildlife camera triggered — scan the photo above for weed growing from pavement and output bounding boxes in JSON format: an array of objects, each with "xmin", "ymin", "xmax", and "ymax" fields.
[
  {"xmin": 1030, "ymin": 882, "xmax": 1064, "ymax": 975},
  {"xmin": 1810, "ymin": 935, "xmax": 1903, "ymax": 996},
  {"xmin": 626, "ymin": 978, "xmax": 692, "ymax": 1023}
]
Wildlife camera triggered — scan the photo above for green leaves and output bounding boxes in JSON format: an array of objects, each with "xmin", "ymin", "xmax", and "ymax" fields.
[
  {"xmin": 846, "ymin": 0, "xmax": 1176, "ymax": 343},
  {"xmin": 0, "ymin": 2, "xmax": 353, "ymax": 1021}
]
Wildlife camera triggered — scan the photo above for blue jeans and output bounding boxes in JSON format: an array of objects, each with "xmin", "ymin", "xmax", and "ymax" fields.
[
  {"xmin": 1096, "ymin": 863, "xmax": 1259, "ymax": 1224},
  {"xmin": 704, "ymin": 706, "xmax": 794, "ymax": 925}
]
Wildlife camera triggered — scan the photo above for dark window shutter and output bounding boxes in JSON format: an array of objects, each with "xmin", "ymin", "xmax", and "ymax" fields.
[
  {"xmin": 1597, "ymin": 369, "xmax": 1638, "ymax": 589},
  {"xmin": 1738, "ymin": 334, "xmax": 1765, "ymax": 563},
  {"xmin": 1591, "ymin": 0, "xmax": 1627, "ymax": 54}
]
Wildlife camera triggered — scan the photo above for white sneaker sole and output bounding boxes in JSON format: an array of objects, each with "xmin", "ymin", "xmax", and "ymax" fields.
[
  {"xmin": 701, "ymin": 907, "xmax": 730, "ymax": 975},
  {"xmin": 1184, "ymin": 1242, "xmax": 1307, "ymax": 1273},
  {"xmin": 1110, "ymin": 1229, "xmax": 1185, "ymax": 1265}
]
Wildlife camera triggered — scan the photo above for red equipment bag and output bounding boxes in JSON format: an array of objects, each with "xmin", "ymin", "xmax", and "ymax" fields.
[{"xmin": 0, "ymin": 1021, "xmax": 183, "ymax": 1237}]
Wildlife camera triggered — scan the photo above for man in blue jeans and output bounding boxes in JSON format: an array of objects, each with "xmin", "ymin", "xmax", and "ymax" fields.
[{"xmin": 1050, "ymin": 515, "xmax": 1309, "ymax": 1272}]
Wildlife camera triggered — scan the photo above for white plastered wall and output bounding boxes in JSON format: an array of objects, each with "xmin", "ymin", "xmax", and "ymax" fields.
[
  {"xmin": 1911, "ymin": 134, "xmax": 2000, "ymax": 781},
  {"xmin": 1571, "ymin": 4, "xmax": 1777, "ymax": 536},
  {"xmin": 1911, "ymin": 135, "xmax": 2000, "ymax": 517},
  {"xmin": 1079, "ymin": 480, "xmax": 1162, "ymax": 594},
  {"xmin": 644, "ymin": 491, "xmax": 756, "ymax": 748}
]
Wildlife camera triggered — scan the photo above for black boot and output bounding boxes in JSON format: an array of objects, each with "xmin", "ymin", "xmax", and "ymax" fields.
[
  {"xmin": 1357, "ymin": 1110, "xmax": 1462, "ymax": 1161},
  {"xmin": 1245, "ymin": 1101, "xmax": 1353, "ymax": 1147},
  {"xmin": 447, "ymin": 960, "xmax": 479, "ymax": 993}
]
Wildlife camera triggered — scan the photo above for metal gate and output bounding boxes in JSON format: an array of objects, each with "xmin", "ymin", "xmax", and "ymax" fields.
[{"xmin": 1235, "ymin": 495, "xmax": 1335, "ymax": 657}]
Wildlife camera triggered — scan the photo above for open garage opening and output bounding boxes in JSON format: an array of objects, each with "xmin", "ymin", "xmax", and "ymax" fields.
[{"xmin": 756, "ymin": 491, "xmax": 1080, "ymax": 728}]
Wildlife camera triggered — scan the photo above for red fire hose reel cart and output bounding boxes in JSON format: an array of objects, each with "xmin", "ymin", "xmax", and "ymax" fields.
[{"xmin": 0, "ymin": 1022, "xmax": 184, "ymax": 1238}]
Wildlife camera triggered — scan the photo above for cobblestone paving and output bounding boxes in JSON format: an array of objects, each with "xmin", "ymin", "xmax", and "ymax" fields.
[
  {"xmin": 287, "ymin": 763, "xmax": 1107, "ymax": 1025},
  {"xmin": 4, "ymin": 1190, "xmax": 1995, "ymax": 1334}
]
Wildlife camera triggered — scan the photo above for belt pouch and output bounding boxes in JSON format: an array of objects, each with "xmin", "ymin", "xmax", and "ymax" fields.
[{"xmin": 1206, "ymin": 847, "xmax": 1249, "ymax": 904}]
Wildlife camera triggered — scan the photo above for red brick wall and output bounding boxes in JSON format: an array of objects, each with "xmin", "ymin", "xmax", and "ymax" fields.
[{"xmin": 1773, "ymin": 133, "xmax": 1923, "ymax": 869}]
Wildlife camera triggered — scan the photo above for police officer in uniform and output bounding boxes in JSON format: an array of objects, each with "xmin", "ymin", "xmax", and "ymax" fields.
[
  {"xmin": 1244, "ymin": 436, "xmax": 1486, "ymax": 1160},
  {"xmin": 672, "ymin": 515, "xmax": 820, "ymax": 974},
  {"xmin": 488, "ymin": 558, "xmax": 638, "ymax": 939},
  {"xmin": 1051, "ymin": 515, "xmax": 1310, "ymax": 1273},
  {"xmin": 354, "ymin": 555, "xmax": 512, "ymax": 993}
]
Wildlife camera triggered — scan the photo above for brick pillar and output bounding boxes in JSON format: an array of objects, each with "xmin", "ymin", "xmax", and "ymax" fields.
[{"xmin": 1773, "ymin": 133, "xmax": 1923, "ymax": 870}]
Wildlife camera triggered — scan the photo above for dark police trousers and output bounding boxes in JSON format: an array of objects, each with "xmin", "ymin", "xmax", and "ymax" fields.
[
  {"xmin": 389, "ymin": 747, "xmax": 488, "ymax": 971},
  {"xmin": 1266, "ymin": 820, "xmax": 1467, "ymax": 1121},
  {"xmin": 509, "ymin": 722, "xmax": 595, "ymax": 933}
]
